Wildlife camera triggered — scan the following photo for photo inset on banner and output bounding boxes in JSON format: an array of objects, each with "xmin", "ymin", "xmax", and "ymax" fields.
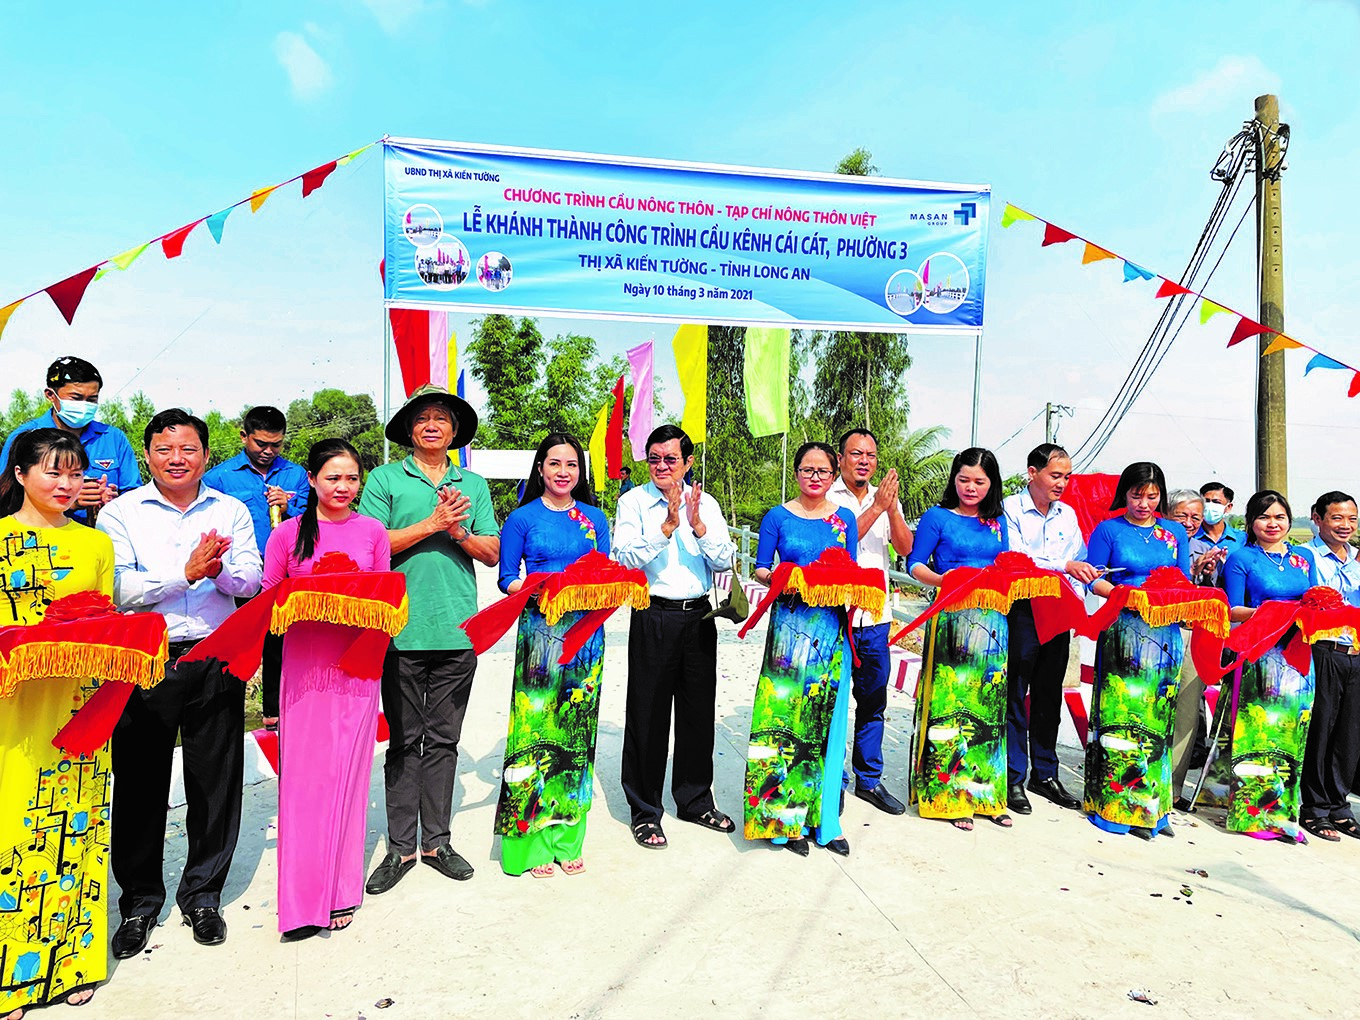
[
  {"xmin": 403, "ymin": 204, "xmax": 443, "ymax": 247},
  {"xmin": 416, "ymin": 238, "xmax": 471, "ymax": 288},
  {"xmin": 477, "ymin": 251, "xmax": 513, "ymax": 292},
  {"xmin": 919, "ymin": 252, "xmax": 969, "ymax": 314},
  {"xmin": 884, "ymin": 269, "xmax": 924, "ymax": 317}
]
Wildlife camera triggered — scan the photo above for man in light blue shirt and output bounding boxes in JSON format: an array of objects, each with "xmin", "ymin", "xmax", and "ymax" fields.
[
  {"xmin": 614, "ymin": 425, "xmax": 735, "ymax": 848},
  {"xmin": 1190, "ymin": 481, "xmax": 1244, "ymax": 586},
  {"xmin": 1301, "ymin": 490, "xmax": 1360, "ymax": 839},
  {"xmin": 1001, "ymin": 444, "xmax": 1097, "ymax": 814},
  {"xmin": 0, "ymin": 356, "xmax": 141, "ymax": 524}
]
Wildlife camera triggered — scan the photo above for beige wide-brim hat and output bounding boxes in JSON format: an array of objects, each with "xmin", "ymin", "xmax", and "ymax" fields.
[{"xmin": 384, "ymin": 384, "xmax": 479, "ymax": 448}]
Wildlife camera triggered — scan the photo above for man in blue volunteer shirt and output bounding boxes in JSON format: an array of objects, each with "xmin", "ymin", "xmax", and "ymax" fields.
[
  {"xmin": 0, "ymin": 356, "xmax": 141, "ymax": 524},
  {"xmin": 204, "ymin": 405, "xmax": 308, "ymax": 728},
  {"xmin": 1189, "ymin": 481, "xmax": 1244, "ymax": 586}
]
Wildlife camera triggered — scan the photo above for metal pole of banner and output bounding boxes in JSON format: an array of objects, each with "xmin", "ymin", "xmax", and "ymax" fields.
[
  {"xmin": 781, "ymin": 432, "xmax": 788, "ymax": 504},
  {"xmin": 382, "ymin": 309, "xmax": 391, "ymax": 463},
  {"xmin": 970, "ymin": 330, "xmax": 983, "ymax": 447},
  {"xmin": 701, "ymin": 441, "xmax": 706, "ymax": 489}
]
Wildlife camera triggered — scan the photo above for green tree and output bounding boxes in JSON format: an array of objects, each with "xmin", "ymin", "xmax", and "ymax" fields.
[
  {"xmin": 466, "ymin": 314, "xmax": 545, "ymax": 448},
  {"xmin": 277, "ymin": 389, "xmax": 384, "ymax": 469},
  {"xmin": 836, "ymin": 147, "xmax": 879, "ymax": 177},
  {"xmin": 98, "ymin": 392, "xmax": 158, "ymax": 478}
]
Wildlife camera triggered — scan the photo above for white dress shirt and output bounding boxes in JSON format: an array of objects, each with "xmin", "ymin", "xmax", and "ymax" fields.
[
  {"xmin": 828, "ymin": 476, "xmax": 903, "ymax": 627},
  {"xmin": 613, "ymin": 481, "xmax": 735, "ymax": 599},
  {"xmin": 1002, "ymin": 489, "xmax": 1086, "ymax": 594},
  {"xmin": 98, "ymin": 481, "xmax": 263, "ymax": 641}
]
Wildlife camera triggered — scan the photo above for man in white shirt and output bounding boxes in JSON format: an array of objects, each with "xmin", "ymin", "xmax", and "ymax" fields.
[
  {"xmin": 1001, "ymin": 444, "xmax": 1097, "ymax": 814},
  {"xmin": 828, "ymin": 429, "xmax": 913, "ymax": 815},
  {"xmin": 614, "ymin": 425, "xmax": 736, "ymax": 849},
  {"xmin": 97, "ymin": 409, "xmax": 262, "ymax": 957}
]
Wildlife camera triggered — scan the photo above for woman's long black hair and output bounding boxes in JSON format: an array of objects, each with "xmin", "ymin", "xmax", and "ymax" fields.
[
  {"xmin": 1243, "ymin": 489, "xmax": 1292, "ymax": 547},
  {"xmin": 0, "ymin": 428, "xmax": 88, "ymax": 518},
  {"xmin": 519, "ymin": 432, "xmax": 595, "ymax": 508},
  {"xmin": 1108, "ymin": 462, "xmax": 1169, "ymax": 514},
  {"xmin": 938, "ymin": 447, "xmax": 1003, "ymax": 520},
  {"xmin": 293, "ymin": 439, "xmax": 363, "ymax": 562}
]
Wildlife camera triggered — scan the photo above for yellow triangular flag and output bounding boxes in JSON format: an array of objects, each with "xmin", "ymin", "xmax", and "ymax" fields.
[
  {"xmin": 1000, "ymin": 204, "xmax": 1037, "ymax": 229},
  {"xmin": 111, "ymin": 241, "xmax": 152, "ymax": 270},
  {"xmin": 0, "ymin": 299, "xmax": 22, "ymax": 343},
  {"xmin": 1081, "ymin": 243, "xmax": 1116, "ymax": 264},
  {"xmin": 588, "ymin": 402, "xmax": 609, "ymax": 490},
  {"xmin": 92, "ymin": 268, "xmax": 108, "ymax": 282},
  {"xmin": 1261, "ymin": 334, "xmax": 1304, "ymax": 356},
  {"xmin": 337, "ymin": 143, "xmax": 375, "ymax": 166},
  {"xmin": 250, "ymin": 186, "xmax": 278, "ymax": 213},
  {"xmin": 1199, "ymin": 298, "xmax": 1230, "ymax": 324}
]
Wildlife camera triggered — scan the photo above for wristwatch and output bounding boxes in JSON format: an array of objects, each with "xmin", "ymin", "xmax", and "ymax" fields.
[{"xmin": 454, "ymin": 529, "xmax": 472, "ymax": 543}]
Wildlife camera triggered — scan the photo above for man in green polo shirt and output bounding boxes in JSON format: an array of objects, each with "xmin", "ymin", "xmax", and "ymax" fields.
[{"xmin": 360, "ymin": 385, "xmax": 500, "ymax": 893}]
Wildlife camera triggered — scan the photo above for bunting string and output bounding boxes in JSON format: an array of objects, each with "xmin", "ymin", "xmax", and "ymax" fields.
[
  {"xmin": 1002, "ymin": 202, "xmax": 1360, "ymax": 399},
  {"xmin": 0, "ymin": 140, "xmax": 381, "ymax": 344}
]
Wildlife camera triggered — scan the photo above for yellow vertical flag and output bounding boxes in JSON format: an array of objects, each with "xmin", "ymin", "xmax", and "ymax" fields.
[
  {"xmin": 588, "ymin": 402, "xmax": 609, "ymax": 490},
  {"xmin": 672, "ymin": 323, "xmax": 707, "ymax": 444}
]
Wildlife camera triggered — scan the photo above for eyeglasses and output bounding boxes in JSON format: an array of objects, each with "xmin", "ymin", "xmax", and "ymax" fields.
[
  {"xmin": 647, "ymin": 455, "xmax": 683, "ymax": 466},
  {"xmin": 797, "ymin": 468, "xmax": 834, "ymax": 479}
]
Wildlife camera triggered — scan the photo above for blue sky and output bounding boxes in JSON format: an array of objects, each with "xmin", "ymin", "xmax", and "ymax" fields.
[{"xmin": 2, "ymin": 1, "xmax": 1358, "ymax": 501}]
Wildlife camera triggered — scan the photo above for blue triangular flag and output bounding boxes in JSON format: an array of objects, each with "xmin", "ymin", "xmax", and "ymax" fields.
[
  {"xmin": 1305, "ymin": 353, "xmax": 1348, "ymax": 375},
  {"xmin": 206, "ymin": 208, "xmax": 233, "ymax": 245},
  {"xmin": 1122, "ymin": 261, "xmax": 1154, "ymax": 283}
]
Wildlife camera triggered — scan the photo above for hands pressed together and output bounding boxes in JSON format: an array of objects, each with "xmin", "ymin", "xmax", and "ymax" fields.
[
  {"xmin": 661, "ymin": 481, "xmax": 706, "ymax": 540},
  {"xmin": 185, "ymin": 530, "xmax": 232, "ymax": 582}
]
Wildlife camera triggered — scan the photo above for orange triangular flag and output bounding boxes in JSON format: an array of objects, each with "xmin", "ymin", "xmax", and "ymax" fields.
[
  {"xmin": 1156, "ymin": 279, "xmax": 1194, "ymax": 299},
  {"xmin": 1261, "ymin": 334, "xmax": 1303, "ymax": 356},
  {"xmin": 1081, "ymin": 243, "xmax": 1116, "ymax": 264},
  {"xmin": 0, "ymin": 299, "xmax": 21, "ymax": 343},
  {"xmin": 250, "ymin": 186, "xmax": 278, "ymax": 213}
]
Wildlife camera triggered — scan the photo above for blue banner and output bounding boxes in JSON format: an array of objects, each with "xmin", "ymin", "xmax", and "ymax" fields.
[{"xmin": 384, "ymin": 139, "xmax": 989, "ymax": 333}]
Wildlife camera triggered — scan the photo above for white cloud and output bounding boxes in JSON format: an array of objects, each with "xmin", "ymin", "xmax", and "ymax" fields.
[
  {"xmin": 361, "ymin": 0, "xmax": 432, "ymax": 34},
  {"xmin": 1152, "ymin": 55, "xmax": 1282, "ymax": 117},
  {"xmin": 274, "ymin": 31, "xmax": 334, "ymax": 101}
]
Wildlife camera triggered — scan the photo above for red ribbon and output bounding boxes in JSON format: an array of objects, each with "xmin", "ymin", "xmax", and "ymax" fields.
[{"xmin": 1225, "ymin": 586, "xmax": 1360, "ymax": 675}]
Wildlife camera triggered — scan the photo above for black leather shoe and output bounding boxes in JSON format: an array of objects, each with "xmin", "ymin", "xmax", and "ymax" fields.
[
  {"xmin": 365, "ymin": 851, "xmax": 417, "ymax": 895},
  {"xmin": 422, "ymin": 844, "xmax": 474, "ymax": 882},
  {"xmin": 112, "ymin": 914, "xmax": 157, "ymax": 959},
  {"xmin": 780, "ymin": 838, "xmax": 809, "ymax": 857},
  {"xmin": 1027, "ymin": 776, "xmax": 1081, "ymax": 810},
  {"xmin": 855, "ymin": 782, "xmax": 907, "ymax": 816},
  {"xmin": 1007, "ymin": 783, "xmax": 1033, "ymax": 814},
  {"xmin": 181, "ymin": 906, "xmax": 226, "ymax": 946},
  {"xmin": 824, "ymin": 836, "xmax": 850, "ymax": 857}
]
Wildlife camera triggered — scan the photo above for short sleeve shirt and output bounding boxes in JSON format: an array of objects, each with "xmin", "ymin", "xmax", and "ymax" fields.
[{"xmin": 360, "ymin": 457, "xmax": 497, "ymax": 651}]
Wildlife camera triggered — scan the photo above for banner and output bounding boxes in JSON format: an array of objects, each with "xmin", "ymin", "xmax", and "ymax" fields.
[{"xmin": 384, "ymin": 139, "xmax": 989, "ymax": 333}]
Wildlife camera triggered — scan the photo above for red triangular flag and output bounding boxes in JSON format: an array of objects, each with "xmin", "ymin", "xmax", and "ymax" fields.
[
  {"xmin": 1349, "ymin": 372, "xmax": 1360, "ymax": 398},
  {"xmin": 379, "ymin": 258, "xmax": 386, "ymax": 283},
  {"xmin": 1226, "ymin": 317, "xmax": 1272, "ymax": 348},
  {"xmin": 606, "ymin": 375, "xmax": 625, "ymax": 479},
  {"xmin": 1155, "ymin": 279, "xmax": 1194, "ymax": 299},
  {"xmin": 1041, "ymin": 223, "xmax": 1077, "ymax": 247},
  {"xmin": 161, "ymin": 219, "xmax": 204, "ymax": 259},
  {"xmin": 302, "ymin": 160, "xmax": 338, "ymax": 198},
  {"xmin": 388, "ymin": 307, "xmax": 432, "ymax": 396},
  {"xmin": 44, "ymin": 266, "xmax": 101, "ymax": 325}
]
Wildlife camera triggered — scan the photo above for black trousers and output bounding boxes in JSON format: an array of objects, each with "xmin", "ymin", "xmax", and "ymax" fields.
[
  {"xmin": 622, "ymin": 603, "xmax": 719, "ymax": 826},
  {"xmin": 380, "ymin": 648, "xmax": 476, "ymax": 855},
  {"xmin": 236, "ymin": 595, "xmax": 282, "ymax": 719},
  {"xmin": 111, "ymin": 650, "xmax": 244, "ymax": 918},
  {"xmin": 1005, "ymin": 601, "xmax": 1070, "ymax": 784},
  {"xmin": 1301, "ymin": 645, "xmax": 1360, "ymax": 821}
]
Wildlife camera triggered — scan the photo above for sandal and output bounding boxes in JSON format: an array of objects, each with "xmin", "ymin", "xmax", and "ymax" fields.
[
  {"xmin": 263, "ymin": 717, "xmax": 279, "ymax": 733},
  {"xmin": 560, "ymin": 858, "xmax": 586, "ymax": 876},
  {"xmin": 680, "ymin": 809, "xmax": 736, "ymax": 833},
  {"xmin": 631, "ymin": 822, "xmax": 668, "ymax": 849},
  {"xmin": 1302, "ymin": 817, "xmax": 1341, "ymax": 842},
  {"xmin": 1333, "ymin": 817, "xmax": 1360, "ymax": 840},
  {"xmin": 950, "ymin": 818, "xmax": 974, "ymax": 831},
  {"xmin": 988, "ymin": 813, "xmax": 1013, "ymax": 828},
  {"xmin": 328, "ymin": 908, "xmax": 354, "ymax": 931},
  {"xmin": 528, "ymin": 863, "xmax": 555, "ymax": 878}
]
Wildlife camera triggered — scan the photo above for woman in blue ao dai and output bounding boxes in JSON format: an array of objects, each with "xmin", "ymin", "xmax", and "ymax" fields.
[
  {"xmin": 495, "ymin": 434, "xmax": 612, "ymax": 878},
  {"xmin": 907, "ymin": 448, "xmax": 1011, "ymax": 831},
  {"xmin": 1200, "ymin": 490, "xmax": 1318, "ymax": 842},
  {"xmin": 1084, "ymin": 463, "xmax": 1191, "ymax": 840},
  {"xmin": 743, "ymin": 442, "xmax": 858, "ymax": 858}
]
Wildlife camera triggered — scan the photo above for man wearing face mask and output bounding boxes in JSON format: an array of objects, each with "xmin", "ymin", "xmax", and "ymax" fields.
[
  {"xmin": 1190, "ymin": 482, "xmax": 1243, "ymax": 586},
  {"xmin": 0, "ymin": 356, "xmax": 141, "ymax": 524}
]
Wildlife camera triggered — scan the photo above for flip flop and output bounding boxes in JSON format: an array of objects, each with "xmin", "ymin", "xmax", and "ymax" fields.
[
  {"xmin": 680, "ymin": 809, "xmax": 735, "ymax": 834},
  {"xmin": 560, "ymin": 858, "xmax": 586, "ymax": 876},
  {"xmin": 631, "ymin": 822, "xmax": 668, "ymax": 849}
]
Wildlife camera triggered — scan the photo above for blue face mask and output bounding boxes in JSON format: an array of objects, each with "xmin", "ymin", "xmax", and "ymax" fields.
[
  {"xmin": 55, "ymin": 398, "xmax": 98, "ymax": 429},
  {"xmin": 1202, "ymin": 501, "xmax": 1226, "ymax": 526}
]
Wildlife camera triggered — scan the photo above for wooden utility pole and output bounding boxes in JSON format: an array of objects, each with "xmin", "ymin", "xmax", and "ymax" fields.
[{"xmin": 1255, "ymin": 94, "xmax": 1287, "ymax": 495}]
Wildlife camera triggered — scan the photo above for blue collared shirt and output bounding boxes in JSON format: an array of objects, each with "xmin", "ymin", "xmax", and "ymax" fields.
[
  {"xmin": 1310, "ymin": 535, "xmax": 1360, "ymax": 646},
  {"xmin": 0, "ymin": 409, "xmax": 142, "ymax": 523},
  {"xmin": 203, "ymin": 452, "xmax": 309, "ymax": 557},
  {"xmin": 1190, "ymin": 524, "xmax": 1245, "ymax": 586}
]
